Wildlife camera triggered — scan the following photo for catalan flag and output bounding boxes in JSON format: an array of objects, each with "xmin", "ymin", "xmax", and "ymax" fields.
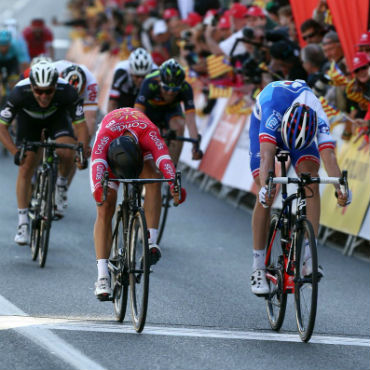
[
  {"xmin": 206, "ymin": 54, "xmax": 233, "ymax": 79},
  {"xmin": 319, "ymin": 96, "xmax": 348, "ymax": 126},
  {"xmin": 345, "ymin": 79, "xmax": 369, "ymax": 109},
  {"xmin": 327, "ymin": 61, "xmax": 349, "ymax": 86},
  {"xmin": 209, "ymin": 84, "xmax": 232, "ymax": 98}
]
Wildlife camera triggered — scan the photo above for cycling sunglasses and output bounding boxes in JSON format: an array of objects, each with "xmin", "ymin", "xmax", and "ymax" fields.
[
  {"xmin": 160, "ymin": 82, "xmax": 180, "ymax": 93},
  {"xmin": 33, "ymin": 87, "xmax": 55, "ymax": 95},
  {"xmin": 302, "ymin": 31, "xmax": 316, "ymax": 41}
]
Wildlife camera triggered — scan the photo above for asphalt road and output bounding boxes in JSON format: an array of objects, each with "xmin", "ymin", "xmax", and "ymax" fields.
[{"xmin": 0, "ymin": 0, "xmax": 369, "ymax": 369}]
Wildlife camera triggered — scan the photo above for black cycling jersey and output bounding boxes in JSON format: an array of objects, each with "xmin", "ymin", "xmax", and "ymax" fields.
[
  {"xmin": 135, "ymin": 70, "xmax": 196, "ymax": 112},
  {"xmin": 0, "ymin": 77, "xmax": 85, "ymax": 145}
]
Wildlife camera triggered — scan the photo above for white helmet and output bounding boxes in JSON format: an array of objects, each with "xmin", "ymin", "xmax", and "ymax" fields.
[
  {"xmin": 61, "ymin": 64, "xmax": 86, "ymax": 95},
  {"xmin": 30, "ymin": 61, "xmax": 58, "ymax": 88},
  {"xmin": 30, "ymin": 55, "xmax": 53, "ymax": 67},
  {"xmin": 129, "ymin": 48, "xmax": 153, "ymax": 76}
]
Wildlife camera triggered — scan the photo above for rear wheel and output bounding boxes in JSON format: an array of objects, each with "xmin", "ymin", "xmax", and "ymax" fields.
[
  {"xmin": 294, "ymin": 218, "xmax": 318, "ymax": 342},
  {"xmin": 157, "ymin": 183, "xmax": 171, "ymax": 244},
  {"xmin": 129, "ymin": 209, "xmax": 150, "ymax": 333},
  {"xmin": 110, "ymin": 205, "xmax": 128, "ymax": 322},
  {"xmin": 265, "ymin": 214, "xmax": 288, "ymax": 331},
  {"xmin": 38, "ymin": 170, "xmax": 53, "ymax": 268}
]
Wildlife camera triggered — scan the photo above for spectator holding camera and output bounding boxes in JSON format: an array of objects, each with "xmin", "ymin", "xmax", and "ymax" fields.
[{"xmin": 301, "ymin": 43, "xmax": 327, "ymax": 89}]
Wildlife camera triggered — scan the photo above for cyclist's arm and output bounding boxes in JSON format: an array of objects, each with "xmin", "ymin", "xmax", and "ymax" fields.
[
  {"xmin": 84, "ymin": 109, "xmax": 97, "ymax": 139},
  {"xmin": 0, "ymin": 93, "xmax": 19, "ymax": 155},
  {"xmin": 0, "ymin": 123, "xmax": 17, "ymax": 155},
  {"xmin": 184, "ymin": 110, "xmax": 199, "ymax": 140},
  {"xmin": 259, "ymin": 141, "xmax": 276, "ymax": 186}
]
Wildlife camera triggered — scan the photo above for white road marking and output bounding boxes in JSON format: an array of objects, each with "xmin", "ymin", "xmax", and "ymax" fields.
[
  {"xmin": 0, "ymin": 296, "xmax": 106, "ymax": 370},
  {"xmin": 1, "ymin": 311, "xmax": 369, "ymax": 348}
]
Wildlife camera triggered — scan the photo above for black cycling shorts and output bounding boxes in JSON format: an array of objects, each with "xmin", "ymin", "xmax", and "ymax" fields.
[
  {"xmin": 145, "ymin": 103, "xmax": 184, "ymax": 130},
  {"xmin": 16, "ymin": 111, "xmax": 75, "ymax": 149}
]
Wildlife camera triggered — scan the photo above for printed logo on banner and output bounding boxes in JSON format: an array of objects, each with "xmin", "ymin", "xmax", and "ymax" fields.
[{"xmin": 265, "ymin": 110, "xmax": 282, "ymax": 131}]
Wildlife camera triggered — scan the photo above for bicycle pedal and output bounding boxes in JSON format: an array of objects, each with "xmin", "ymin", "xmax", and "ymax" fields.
[{"xmin": 97, "ymin": 294, "xmax": 113, "ymax": 302}]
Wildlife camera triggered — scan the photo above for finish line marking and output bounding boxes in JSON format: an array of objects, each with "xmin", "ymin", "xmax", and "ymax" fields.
[{"xmin": 1, "ymin": 315, "xmax": 369, "ymax": 348}]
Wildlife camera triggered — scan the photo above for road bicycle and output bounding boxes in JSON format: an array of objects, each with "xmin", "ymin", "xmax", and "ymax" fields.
[
  {"xmin": 263, "ymin": 150, "xmax": 348, "ymax": 342},
  {"xmin": 102, "ymin": 170, "xmax": 182, "ymax": 332},
  {"xmin": 19, "ymin": 135, "xmax": 85, "ymax": 268},
  {"xmin": 156, "ymin": 129, "xmax": 200, "ymax": 244}
]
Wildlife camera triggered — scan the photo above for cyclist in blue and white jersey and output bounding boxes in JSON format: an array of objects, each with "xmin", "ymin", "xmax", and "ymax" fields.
[{"xmin": 249, "ymin": 79, "xmax": 351, "ymax": 295}]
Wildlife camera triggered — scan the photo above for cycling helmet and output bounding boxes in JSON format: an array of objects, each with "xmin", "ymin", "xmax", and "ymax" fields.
[
  {"xmin": 159, "ymin": 58, "xmax": 185, "ymax": 88},
  {"xmin": 0, "ymin": 29, "xmax": 11, "ymax": 45},
  {"xmin": 30, "ymin": 55, "xmax": 53, "ymax": 67},
  {"xmin": 107, "ymin": 135, "xmax": 143, "ymax": 179},
  {"xmin": 29, "ymin": 60, "xmax": 58, "ymax": 88},
  {"xmin": 281, "ymin": 103, "xmax": 318, "ymax": 150},
  {"xmin": 61, "ymin": 64, "xmax": 87, "ymax": 95},
  {"xmin": 129, "ymin": 48, "xmax": 153, "ymax": 76}
]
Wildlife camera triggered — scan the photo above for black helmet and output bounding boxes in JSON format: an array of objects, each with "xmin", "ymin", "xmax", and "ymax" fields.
[
  {"xmin": 107, "ymin": 135, "xmax": 143, "ymax": 179},
  {"xmin": 61, "ymin": 65, "xmax": 87, "ymax": 95},
  {"xmin": 159, "ymin": 58, "xmax": 185, "ymax": 90}
]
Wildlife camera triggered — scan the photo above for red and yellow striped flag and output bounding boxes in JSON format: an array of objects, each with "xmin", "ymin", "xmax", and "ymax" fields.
[
  {"xmin": 319, "ymin": 96, "xmax": 347, "ymax": 125},
  {"xmin": 209, "ymin": 84, "xmax": 232, "ymax": 98},
  {"xmin": 225, "ymin": 99, "xmax": 252, "ymax": 115},
  {"xmin": 206, "ymin": 54, "xmax": 233, "ymax": 79},
  {"xmin": 327, "ymin": 61, "xmax": 349, "ymax": 86},
  {"xmin": 345, "ymin": 79, "xmax": 369, "ymax": 109}
]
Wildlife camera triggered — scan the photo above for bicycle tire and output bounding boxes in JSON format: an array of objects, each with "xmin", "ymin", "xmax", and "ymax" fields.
[
  {"xmin": 157, "ymin": 183, "xmax": 171, "ymax": 245},
  {"xmin": 110, "ymin": 205, "xmax": 128, "ymax": 322},
  {"xmin": 265, "ymin": 214, "xmax": 288, "ymax": 331},
  {"xmin": 294, "ymin": 218, "xmax": 318, "ymax": 342},
  {"xmin": 30, "ymin": 171, "xmax": 42, "ymax": 261},
  {"xmin": 129, "ymin": 208, "xmax": 150, "ymax": 333},
  {"xmin": 38, "ymin": 169, "xmax": 53, "ymax": 268}
]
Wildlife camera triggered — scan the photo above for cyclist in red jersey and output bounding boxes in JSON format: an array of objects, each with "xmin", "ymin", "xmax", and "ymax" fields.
[
  {"xmin": 22, "ymin": 19, "xmax": 54, "ymax": 59},
  {"xmin": 90, "ymin": 107, "xmax": 186, "ymax": 299}
]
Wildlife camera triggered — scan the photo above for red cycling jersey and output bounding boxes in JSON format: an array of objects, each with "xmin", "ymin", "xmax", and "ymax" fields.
[{"xmin": 90, "ymin": 108, "xmax": 176, "ymax": 202}]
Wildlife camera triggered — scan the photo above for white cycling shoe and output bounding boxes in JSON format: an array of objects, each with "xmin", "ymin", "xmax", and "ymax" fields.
[
  {"xmin": 94, "ymin": 277, "xmax": 112, "ymax": 300},
  {"xmin": 251, "ymin": 269, "xmax": 270, "ymax": 296},
  {"xmin": 55, "ymin": 185, "xmax": 68, "ymax": 218},
  {"xmin": 14, "ymin": 224, "xmax": 29, "ymax": 245}
]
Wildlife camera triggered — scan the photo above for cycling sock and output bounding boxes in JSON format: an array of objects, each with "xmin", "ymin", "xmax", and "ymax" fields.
[
  {"xmin": 18, "ymin": 208, "xmax": 29, "ymax": 226},
  {"xmin": 56, "ymin": 176, "xmax": 68, "ymax": 188},
  {"xmin": 97, "ymin": 259, "xmax": 109, "ymax": 279},
  {"xmin": 148, "ymin": 228, "xmax": 158, "ymax": 244},
  {"xmin": 253, "ymin": 249, "xmax": 266, "ymax": 271}
]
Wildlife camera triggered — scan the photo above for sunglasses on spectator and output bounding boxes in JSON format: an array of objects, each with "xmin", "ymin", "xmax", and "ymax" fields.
[
  {"xmin": 33, "ymin": 87, "xmax": 55, "ymax": 95},
  {"xmin": 302, "ymin": 32, "xmax": 316, "ymax": 41},
  {"xmin": 354, "ymin": 65, "xmax": 369, "ymax": 73},
  {"xmin": 160, "ymin": 82, "xmax": 180, "ymax": 93}
]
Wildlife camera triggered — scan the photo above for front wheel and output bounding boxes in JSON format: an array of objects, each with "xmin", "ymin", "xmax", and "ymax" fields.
[
  {"xmin": 129, "ymin": 208, "xmax": 150, "ymax": 333},
  {"xmin": 110, "ymin": 205, "xmax": 128, "ymax": 322},
  {"xmin": 294, "ymin": 218, "xmax": 318, "ymax": 342},
  {"xmin": 30, "ymin": 171, "xmax": 42, "ymax": 261},
  {"xmin": 38, "ymin": 169, "xmax": 54, "ymax": 268},
  {"xmin": 265, "ymin": 214, "xmax": 288, "ymax": 331}
]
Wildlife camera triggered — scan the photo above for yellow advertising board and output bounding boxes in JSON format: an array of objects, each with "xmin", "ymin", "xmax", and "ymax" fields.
[{"xmin": 320, "ymin": 139, "xmax": 370, "ymax": 235}]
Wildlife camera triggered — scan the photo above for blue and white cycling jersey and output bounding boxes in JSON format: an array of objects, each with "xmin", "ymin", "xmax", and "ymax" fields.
[{"xmin": 249, "ymin": 80, "xmax": 336, "ymax": 178}]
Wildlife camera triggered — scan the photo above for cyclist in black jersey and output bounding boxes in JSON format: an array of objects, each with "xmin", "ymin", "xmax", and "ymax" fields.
[
  {"xmin": 0, "ymin": 61, "xmax": 89, "ymax": 245},
  {"xmin": 134, "ymin": 58, "xmax": 203, "ymax": 247},
  {"xmin": 108, "ymin": 48, "xmax": 157, "ymax": 112}
]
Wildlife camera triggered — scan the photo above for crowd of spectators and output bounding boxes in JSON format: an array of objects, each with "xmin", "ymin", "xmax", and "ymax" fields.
[{"xmin": 51, "ymin": 0, "xmax": 370, "ymax": 143}]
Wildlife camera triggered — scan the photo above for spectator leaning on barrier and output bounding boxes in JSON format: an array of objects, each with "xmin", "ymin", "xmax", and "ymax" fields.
[{"xmin": 22, "ymin": 19, "xmax": 54, "ymax": 59}]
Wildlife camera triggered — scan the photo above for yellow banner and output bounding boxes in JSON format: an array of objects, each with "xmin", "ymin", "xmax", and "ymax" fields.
[{"xmin": 320, "ymin": 139, "xmax": 370, "ymax": 235}]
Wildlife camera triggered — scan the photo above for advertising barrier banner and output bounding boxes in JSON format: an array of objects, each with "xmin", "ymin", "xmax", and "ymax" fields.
[{"xmin": 320, "ymin": 139, "xmax": 370, "ymax": 235}]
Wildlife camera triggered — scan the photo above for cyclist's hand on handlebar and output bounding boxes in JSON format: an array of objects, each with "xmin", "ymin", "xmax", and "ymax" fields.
[
  {"xmin": 75, "ymin": 155, "xmax": 88, "ymax": 170},
  {"xmin": 192, "ymin": 147, "xmax": 203, "ymax": 160},
  {"xmin": 335, "ymin": 188, "xmax": 352, "ymax": 207},
  {"xmin": 171, "ymin": 186, "xmax": 187, "ymax": 206},
  {"xmin": 14, "ymin": 150, "xmax": 26, "ymax": 166},
  {"xmin": 259, "ymin": 185, "xmax": 276, "ymax": 208}
]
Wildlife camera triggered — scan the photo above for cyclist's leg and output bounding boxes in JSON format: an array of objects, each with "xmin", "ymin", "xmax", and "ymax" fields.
[
  {"xmin": 292, "ymin": 145, "xmax": 320, "ymax": 236},
  {"xmin": 14, "ymin": 117, "xmax": 42, "ymax": 243},
  {"xmin": 249, "ymin": 114, "xmax": 270, "ymax": 294}
]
